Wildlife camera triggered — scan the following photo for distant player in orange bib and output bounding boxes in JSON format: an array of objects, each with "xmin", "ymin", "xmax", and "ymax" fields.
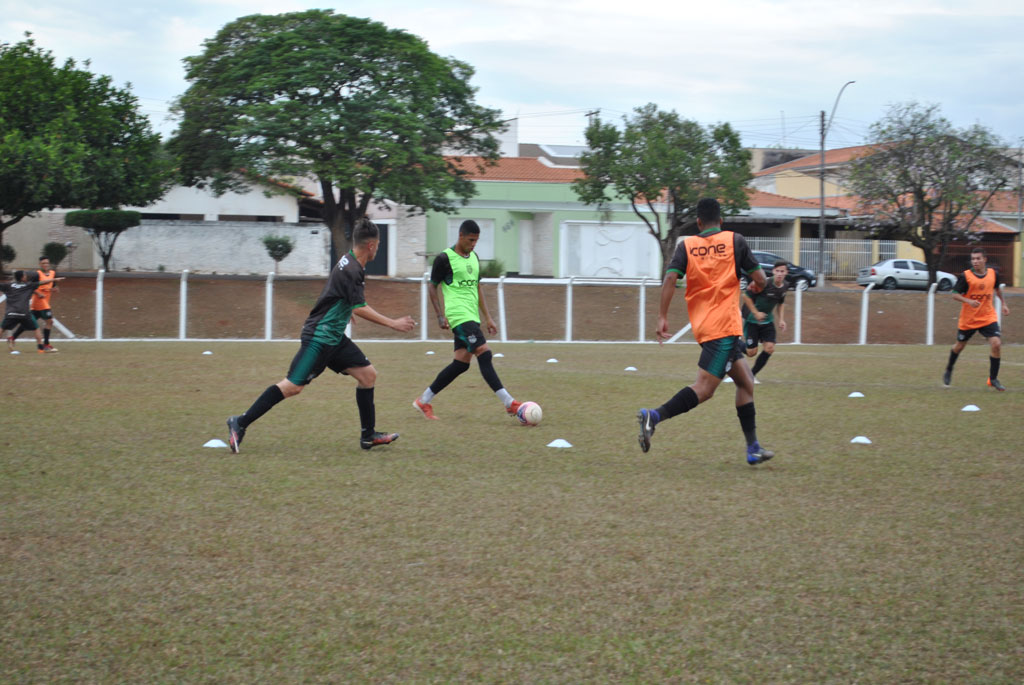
[
  {"xmin": 942, "ymin": 246, "xmax": 1009, "ymax": 390},
  {"xmin": 31, "ymin": 256, "xmax": 59, "ymax": 352},
  {"xmin": 636, "ymin": 198, "xmax": 774, "ymax": 465}
]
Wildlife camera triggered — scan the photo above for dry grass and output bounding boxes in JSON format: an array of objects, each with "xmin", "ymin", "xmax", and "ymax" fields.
[{"xmin": 2, "ymin": 342, "xmax": 1022, "ymax": 682}]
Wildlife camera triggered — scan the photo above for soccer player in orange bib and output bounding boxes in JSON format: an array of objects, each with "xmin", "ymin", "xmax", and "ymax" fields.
[
  {"xmin": 942, "ymin": 246, "xmax": 1010, "ymax": 390},
  {"xmin": 31, "ymin": 257, "xmax": 59, "ymax": 352},
  {"xmin": 636, "ymin": 198, "xmax": 774, "ymax": 465}
]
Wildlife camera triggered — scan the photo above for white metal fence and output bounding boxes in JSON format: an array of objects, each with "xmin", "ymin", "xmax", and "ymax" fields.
[
  {"xmin": 798, "ymin": 239, "xmax": 897, "ymax": 279},
  {"xmin": 68, "ymin": 268, "xmax": 1010, "ymax": 346}
]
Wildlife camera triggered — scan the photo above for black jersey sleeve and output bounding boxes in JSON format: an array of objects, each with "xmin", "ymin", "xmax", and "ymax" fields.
[
  {"xmin": 953, "ymin": 273, "xmax": 968, "ymax": 295},
  {"xmin": 734, "ymin": 233, "xmax": 761, "ymax": 277},
  {"xmin": 666, "ymin": 242, "xmax": 687, "ymax": 276},
  {"xmin": 993, "ymin": 267, "xmax": 1006, "ymax": 289},
  {"xmin": 430, "ymin": 251, "xmax": 453, "ymax": 285}
]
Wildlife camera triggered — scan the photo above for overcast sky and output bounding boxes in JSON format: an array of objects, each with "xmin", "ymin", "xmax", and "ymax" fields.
[{"xmin": 4, "ymin": 0, "xmax": 1023, "ymax": 151}]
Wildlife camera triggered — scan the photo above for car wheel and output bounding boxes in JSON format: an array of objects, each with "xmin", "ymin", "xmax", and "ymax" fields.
[
  {"xmin": 882, "ymin": 277, "xmax": 897, "ymax": 290},
  {"xmin": 938, "ymin": 279, "xmax": 953, "ymax": 292}
]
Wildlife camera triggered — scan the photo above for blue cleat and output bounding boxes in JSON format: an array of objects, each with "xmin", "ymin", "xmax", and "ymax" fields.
[
  {"xmin": 747, "ymin": 442, "xmax": 775, "ymax": 465},
  {"xmin": 637, "ymin": 409, "xmax": 657, "ymax": 453}
]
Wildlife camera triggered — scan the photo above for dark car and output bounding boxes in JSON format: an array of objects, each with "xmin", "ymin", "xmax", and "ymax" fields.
[{"xmin": 751, "ymin": 251, "xmax": 817, "ymax": 290}]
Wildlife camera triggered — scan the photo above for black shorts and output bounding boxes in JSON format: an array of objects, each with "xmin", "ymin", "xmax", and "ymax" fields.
[
  {"xmin": 957, "ymin": 322, "xmax": 1001, "ymax": 342},
  {"xmin": 698, "ymin": 336, "xmax": 745, "ymax": 379},
  {"xmin": 744, "ymin": 320, "xmax": 777, "ymax": 348},
  {"xmin": 286, "ymin": 337, "xmax": 371, "ymax": 386},
  {"xmin": 452, "ymin": 321, "xmax": 487, "ymax": 353},
  {"xmin": 31, "ymin": 309, "xmax": 52, "ymax": 321},
  {"xmin": 2, "ymin": 315, "xmax": 36, "ymax": 331}
]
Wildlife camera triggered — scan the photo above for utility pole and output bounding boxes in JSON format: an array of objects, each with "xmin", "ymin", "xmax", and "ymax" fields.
[{"xmin": 817, "ymin": 80, "xmax": 855, "ymax": 287}]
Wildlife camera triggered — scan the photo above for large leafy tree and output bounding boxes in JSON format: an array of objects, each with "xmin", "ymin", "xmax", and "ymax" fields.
[
  {"xmin": 573, "ymin": 103, "xmax": 751, "ymax": 266},
  {"xmin": 0, "ymin": 35, "xmax": 170, "ymax": 273},
  {"xmin": 846, "ymin": 102, "xmax": 1010, "ymax": 283},
  {"xmin": 168, "ymin": 10, "xmax": 505, "ymax": 252}
]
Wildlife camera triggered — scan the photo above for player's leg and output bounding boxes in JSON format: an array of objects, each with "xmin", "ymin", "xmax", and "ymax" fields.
[
  {"xmin": 751, "ymin": 338, "xmax": 775, "ymax": 378},
  {"xmin": 414, "ymin": 326, "xmax": 473, "ymax": 419},
  {"xmin": 727, "ymin": 356, "xmax": 773, "ymax": 465},
  {"xmin": 473, "ymin": 341, "xmax": 520, "ymax": 415},
  {"xmin": 227, "ymin": 342, "xmax": 321, "ymax": 453},
  {"xmin": 743, "ymin": 321, "xmax": 758, "ymax": 358},
  {"xmin": 985, "ymin": 327, "xmax": 1005, "ymax": 390},
  {"xmin": 944, "ymin": 331, "xmax": 971, "ymax": 386},
  {"xmin": 636, "ymin": 338, "xmax": 731, "ymax": 453},
  {"xmin": 43, "ymin": 313, "xmax": 55, "ymax": 350}
]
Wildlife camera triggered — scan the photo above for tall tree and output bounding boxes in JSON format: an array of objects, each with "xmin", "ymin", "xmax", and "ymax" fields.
[
  {"xmin": 0, "ymin": 35, "xmax": 170, "ymax": 273},
  {"xmin": 573, "ymin": 103, "xmax": 751, "ymax": 266},
  {"xmin": 168, "ymin": 10, "xmax": 505, "ymax": 253},
  {"xmin": 846, "ymin": 102, "xmax": 1010, "ymax": 283}
]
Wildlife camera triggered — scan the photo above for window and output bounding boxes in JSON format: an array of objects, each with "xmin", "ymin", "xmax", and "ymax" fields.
[
  {"xmin": 446, "ymin": 218, "xmax": 494, "ymax": 261},
  {"xmin": 893, "ymin": 260, "xmax": 909, "ymax": 269},
  {"xmin": 911, "ymin": 261, "xmax": 927, "ymax": 271},
  {"xmin": 218, "ymin": 215, "xmax": 283, "ymax": 222}
]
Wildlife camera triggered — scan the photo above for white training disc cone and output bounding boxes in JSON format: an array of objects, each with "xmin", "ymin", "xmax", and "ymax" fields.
[
  {"xmin": 850, "ymin": 436, "xmax": 872, "ymax": 444},
  {"xmin": 848, "ymin": 391, "xmax": 865, "ymax": 398},
  {"xmin": 547, "ymin": 439, "xmax": 573, "ymax": 448},
  {"xmin": 961, "ymin": 404, "xmax": 981, "ymax": 412},
  {"xmin": 204, "ymin": 439, "xmax": 229, "ymax": 448}
]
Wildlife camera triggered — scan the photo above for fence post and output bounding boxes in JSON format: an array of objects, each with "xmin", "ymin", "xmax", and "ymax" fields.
[
  {"xmin": 95, "ymin": 269, "xmax": 105, "ymax": 340},
  {"xmin": 638, "ymin": 278, "xmax": 647, "ymax": 342},
  {"xmin": 178, "ymin": 269, "xmax": 189, "ymax": 340},
  {"xmin": 998, "ymin": 284, "xmax": 1005, "ymax": 330},
  {"xmin": 926, "ymin": 282, "xmax": 937, "ymax": 345},
  {"xmin": 859, "ymin": 283, "xmax": 875, "ymax": 345},
  {"xmin": 565, "ymin": 277, "xmax": 574, "ymax": 342},
  {"xmin": 793, "ymin": 284, "xmax": 802, "ymax": 345},
  {"xmin": 265, "ymin": 271, "xmax": 275, "ymax": 341},
  {"xmin": 497, "ymin": 275, "xmax": 507, "ymax": 343},
  {"xmin": 420, "ymin": 271, "xmax": 429, "ymax": 342}
]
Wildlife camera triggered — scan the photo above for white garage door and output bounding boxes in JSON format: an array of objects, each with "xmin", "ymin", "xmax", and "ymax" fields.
[{"xmin": 561, "ymin": 222, "xmax": 660, "ymax": 278}]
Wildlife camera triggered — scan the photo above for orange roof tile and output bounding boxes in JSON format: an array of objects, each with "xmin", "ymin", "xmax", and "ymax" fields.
[
  {"xmin": 983, "ymin": 190, "xmax": 1023, "ymax": 213},
  {"xmin": 447, "ymin": 156, "xmax": 583, "ymax": 183},
  {"xmin": 754, "ymin": 145, "xmax": 880, "ymax": 177},
  {"xmin": 745, "ymin": 188, "xmax": 843, "ymax": 210}
]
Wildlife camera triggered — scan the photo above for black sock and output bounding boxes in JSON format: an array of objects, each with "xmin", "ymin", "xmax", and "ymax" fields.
[
  {"xmin": 655, "ymin": 386, "xmax": 700, "ymax": 421},
  {"xmin": 10, "ymin": 325, "xmax": 23, "ymax": 341},
  {"xmin": 476, "ymin": 350, "xmax": 504, "ymax": 392},
  {"xmin": 239, "ymin": 385, "xmax": 285, "ymax": 428},
  {"xmin": 946, "ymin": 349, "xmax": 960, "ymax": 371},
  {"xmin": 356, "ymin": 387, "xmax": 375, "ymax": 438},
  {"xmin": 736, "ymin": 402, "xmax": 757, "ymax": 447},
  {"xmin": 429, "ymin": 360, "xmax": 470, "ymax": 395},
  {"xmin": 751, "ymin": 351, "xmax": 772, "ymax": 376},
  {"xmin": 990, "ymin": 356, "xmax": 1000, "ymax": 381},
  {"xmin": 43, "ymin": 328, "xmax": 51, "ymax": 345}
]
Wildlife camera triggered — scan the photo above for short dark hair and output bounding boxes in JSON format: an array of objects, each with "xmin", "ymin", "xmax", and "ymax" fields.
[
  {"xmin": 696, "ymin": 198, "xmax": 722, "ymax": 225},
  {"xmin": 459, "ymin": 220, "xmax": 481, "ymax": 235},
  {"xmin": 773, "ymin": 259, "xmax": 788, "ymax": 269},
  {"xmin": 970, "ymin": 246, "xmax": 986, "ymax": 257},
  {"xmin": 352, "ymin": 218, "xmax": 379, "ymax": 246},
  {"xmin": 14, "ymin": 270, "xmax": 25, "ymax": 281}
]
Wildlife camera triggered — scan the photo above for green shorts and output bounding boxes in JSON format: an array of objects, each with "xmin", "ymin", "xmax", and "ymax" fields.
[{"xmin": 698, "ymin": 336, "xmax": 744, "ymax": 379}]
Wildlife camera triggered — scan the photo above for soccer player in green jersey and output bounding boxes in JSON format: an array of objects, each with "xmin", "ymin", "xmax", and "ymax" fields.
[
  {"xmin": 226, "ymin": 219, "xmax": 416, "ymax": 453},
  {"xmin": 740, "ymin": 259, "xmax": 788, "ymax": 380},
  {"xmin": 412, "ymin": 220, "xmax": 522, "ymax": 420}
]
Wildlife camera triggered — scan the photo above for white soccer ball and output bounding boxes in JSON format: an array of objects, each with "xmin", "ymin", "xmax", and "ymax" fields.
[{"xmin": 516, "ymin": 401, "xmax": 542, "ymax": 426}]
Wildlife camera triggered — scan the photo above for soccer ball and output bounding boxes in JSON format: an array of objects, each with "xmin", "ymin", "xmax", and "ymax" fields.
[{"xmin": 516, "ymin": 401, "xmax": 542, "ymax": 426}]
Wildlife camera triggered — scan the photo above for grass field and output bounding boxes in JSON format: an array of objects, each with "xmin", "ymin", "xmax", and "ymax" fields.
[{"xmin": 2, "ymin": 342, "xmax": 1022, "ymax": 682}]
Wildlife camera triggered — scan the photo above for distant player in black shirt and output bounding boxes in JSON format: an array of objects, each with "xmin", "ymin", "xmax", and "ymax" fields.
[
  {"xmin": 226, "ymin": 219, "xmax": 416, "ymax": 453},
  {"xmin": 740, "ymin": 260, "xmax": 788, "ymax": 380}
]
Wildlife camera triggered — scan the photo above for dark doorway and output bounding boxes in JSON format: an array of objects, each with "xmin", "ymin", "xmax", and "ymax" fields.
[{"xmin": 365, "ymin": 223, "xmax": 390, "ymax": 275}]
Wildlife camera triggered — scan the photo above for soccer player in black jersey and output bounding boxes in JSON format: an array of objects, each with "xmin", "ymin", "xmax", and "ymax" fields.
[
  {"xmin": 226, "ymin": 219, "xmax": 416, "ymax": 453},
  {"xmin": 740, "ymin": 260, "xmax": 788, "ymax": 380}
]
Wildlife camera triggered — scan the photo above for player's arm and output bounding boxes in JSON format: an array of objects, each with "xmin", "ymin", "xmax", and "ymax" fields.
[
  {"xmin": 776, "ymin": 302, "xmax": 787, "ymax": 331},
  {"xmin": 950, "ymin": 275, "xmax": 977, "ymax": 307},
  {"xmin": 996, "ymin": 284, "xmax": 1009, "ymax": 315},
  {"xmin": 353, "ymin": 304, "xmax": 415, "ymax": 332},
  {"xmin": 740, "ymin": 291, "xmax": 765, "ymax": 321},
  {"xmin": 429, "ymin": 253, "xmax": 451, "ymax": 329},
  {"xmin": 477, "ymin": 280, "xmax": 497, "ymax": 335},
  {"xmin": 657, "ymin": 243, "xmax": 687, "ymax": 343},
  {"xmin": 734, "ymin": 234, "xmax": 765, "ymax": 293}
]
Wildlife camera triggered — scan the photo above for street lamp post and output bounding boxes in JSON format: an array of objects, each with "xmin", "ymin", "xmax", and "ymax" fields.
[{"xmin": 817, "ymin": 80, "xmax": 855, "ymax": 287}]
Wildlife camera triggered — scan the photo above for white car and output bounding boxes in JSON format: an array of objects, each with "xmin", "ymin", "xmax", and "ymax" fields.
[{"xmin": 856, "ymin": 259, "xmax": 956, "ymax": 291}]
